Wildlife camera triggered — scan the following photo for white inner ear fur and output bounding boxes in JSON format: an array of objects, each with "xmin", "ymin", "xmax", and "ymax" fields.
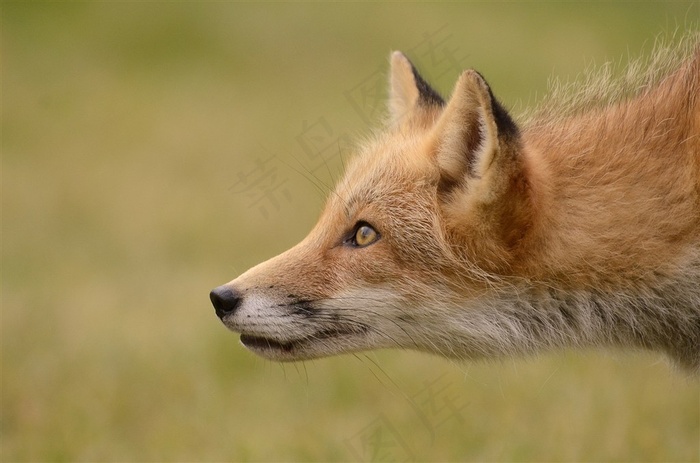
[
  {"xmin": 474, "ymin": 107, "xmax": 498, "ymax": 177},
  {"xmin": 436, "ymin": 124, "xmax": 467, "ymax": 180},
  {"xmin": 436, "ymin": 105, "xmax": 498, "ymax": 182},
  {"xmin": 388, "ymin": 51, "xmax": 420, "ymax": 124}
]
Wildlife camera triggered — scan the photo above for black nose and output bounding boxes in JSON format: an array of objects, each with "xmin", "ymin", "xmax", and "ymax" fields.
[{"xmin": 210, "ymin": 285, "xmax": 242, "ymax": 319}]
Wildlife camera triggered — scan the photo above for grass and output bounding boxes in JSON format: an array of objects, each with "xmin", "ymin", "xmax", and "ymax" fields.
[{"xmin": 3, "ymin": 2, "xmax": 699, "ymax": 462}]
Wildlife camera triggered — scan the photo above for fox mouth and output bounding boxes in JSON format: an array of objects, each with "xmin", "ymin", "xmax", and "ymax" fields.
[{"xmin": 239, "ymin": 326, "xmax": 368, "ymax": 360}]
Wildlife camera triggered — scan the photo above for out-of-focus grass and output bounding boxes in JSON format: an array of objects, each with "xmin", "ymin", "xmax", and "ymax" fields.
[{"xmin": 3, "ymin": 3, "xmax": 698, "ymax": 462}]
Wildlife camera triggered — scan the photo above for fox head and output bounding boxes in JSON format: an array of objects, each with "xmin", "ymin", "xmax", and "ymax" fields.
[{"xmin": 210, "ymin": 51, "xmax": 535, "ymax": 361}]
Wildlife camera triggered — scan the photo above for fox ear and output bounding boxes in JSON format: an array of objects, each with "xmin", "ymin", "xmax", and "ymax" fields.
[
  {"xmin": 433, "ymin": 70, "xmax": 519, "ymax": 194},
  {"xmin": 388, "ymin": 51, "xmax": 444, "ymax": 125}
]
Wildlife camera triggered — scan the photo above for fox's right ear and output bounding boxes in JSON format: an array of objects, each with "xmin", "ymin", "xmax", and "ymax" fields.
[
  {"xmin": 388, "ymin": 51, "xmax": 444, "ymax": 125},
  {"xmin": 432, "ymin": 69, "xmax": 520, "ymax": 195}
]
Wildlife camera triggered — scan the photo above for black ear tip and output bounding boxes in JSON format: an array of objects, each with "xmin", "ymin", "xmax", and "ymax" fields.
[
  {"xmin": 408, "ymin": 61, "xmax": 445, "ymax": 107},
  {"xmin": 473, "ymin": 71, "xmax": 519, "ymax": 139},
  {"xmin": 490, "ymin": 96, "xmax": 519, "ymax": 139}
]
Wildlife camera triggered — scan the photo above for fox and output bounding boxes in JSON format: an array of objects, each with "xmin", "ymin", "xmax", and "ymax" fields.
[{"xmin": 210, "ymin": 38, "xmax": 700, "ymax": 372}]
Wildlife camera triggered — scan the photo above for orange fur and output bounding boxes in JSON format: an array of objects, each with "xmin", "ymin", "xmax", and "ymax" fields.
[{"xmin": 211, "ymin": 39, "xmax": 700, "ymax": 372}]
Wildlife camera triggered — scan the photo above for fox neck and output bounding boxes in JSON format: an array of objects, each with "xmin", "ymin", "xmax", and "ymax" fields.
[
  {"xmin": 429, "ymin": 270, "xmax": 700, "ymax": 372},
  {"xmin": 507, "ymin": 56, "xmax": 700, "ymax": 287}
]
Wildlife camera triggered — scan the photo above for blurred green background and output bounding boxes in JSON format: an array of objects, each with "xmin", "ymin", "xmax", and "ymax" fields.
[{"xmin": 3, "ymin": 2, "xmax": 699, "ymax": 462}]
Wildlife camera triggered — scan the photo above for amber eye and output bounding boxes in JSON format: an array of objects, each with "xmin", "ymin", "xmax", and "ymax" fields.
[{"xmin": 353, "ymin": 224, "xmax": 379, "ymax": 247}]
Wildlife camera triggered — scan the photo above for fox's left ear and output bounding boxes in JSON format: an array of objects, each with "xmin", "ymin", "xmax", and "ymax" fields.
[
  {"xmin": 388, "ymin": 51, "xmax": 444, "ymax": 125},
  {"xmin": 432, "ymin": 70, "xmax": 520, "ymax": 195}
]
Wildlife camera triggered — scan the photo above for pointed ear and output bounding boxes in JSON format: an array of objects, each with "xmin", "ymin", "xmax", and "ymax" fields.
[
  {"xmin": 433, "ymin": 70, "xmax": 519, "ymax": 194},
  {"xmin": 388, "ymin": 51, "xmax": 444, "ymax": 125}
]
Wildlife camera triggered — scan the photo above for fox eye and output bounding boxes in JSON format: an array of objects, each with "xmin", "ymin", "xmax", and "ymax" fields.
[{"xmin": 351, "ymin": 223, "xmax": 380, "ymax": 247}]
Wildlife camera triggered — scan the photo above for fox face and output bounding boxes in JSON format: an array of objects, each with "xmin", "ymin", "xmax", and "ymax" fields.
[
  {"xmin": 210, "ymin": 52, "xmax": 528, "ymax": 361},
  {"xmin": 211, "ymin": 47, "xmax": 700, "ymax": 370}
]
